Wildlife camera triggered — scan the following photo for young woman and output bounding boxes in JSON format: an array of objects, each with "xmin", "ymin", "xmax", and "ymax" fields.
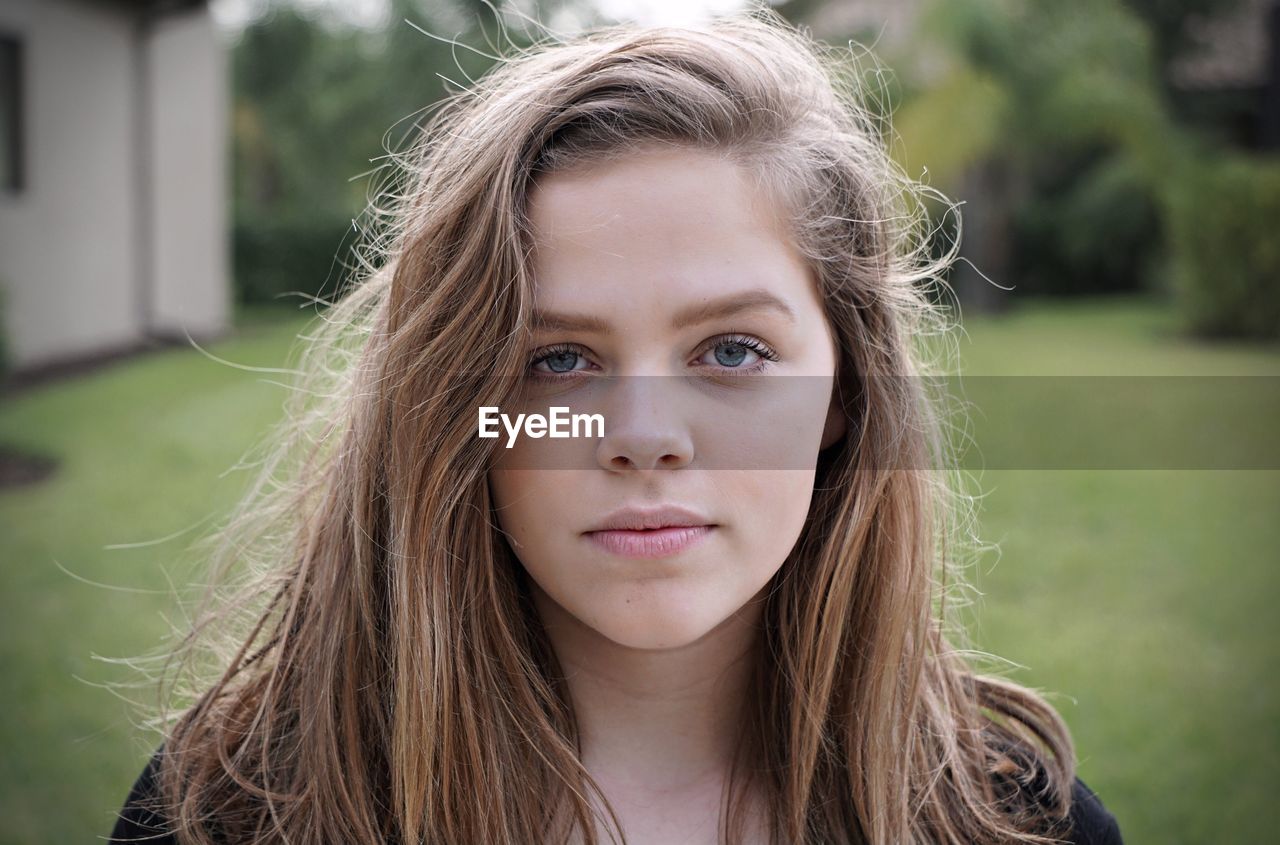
[{"xmin": 109, "ymin": 9, "xmax": 1123, "ymax": 845}]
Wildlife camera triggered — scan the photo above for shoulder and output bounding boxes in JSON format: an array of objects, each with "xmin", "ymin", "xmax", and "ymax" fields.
[
  {"xmin": 1063, "ymin": 776, "xmax": 1124, "ymax": 845},
  {"xmin": 985, "ymin": 733, "xmax": 1123, "ymax": 845},
  {"xmin": 109, "ymin": 745, "xmax": 178, "ymax": 845}
]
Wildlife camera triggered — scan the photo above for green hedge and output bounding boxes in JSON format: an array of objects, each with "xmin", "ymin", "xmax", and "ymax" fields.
[
  {"xmin": 1166, "ymin": 153, "xmax": 1280, "ymax": 340},
  {"xmin": 233, "ymin": 209, "xmax": 363, "ymax": 306},
  {"xmin": 1013, "ymin": 149, "xmax": 1163, "ymax": 297}
]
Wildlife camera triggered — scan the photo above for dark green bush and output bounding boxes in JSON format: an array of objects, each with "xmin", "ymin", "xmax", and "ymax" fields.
[
  {"xmin": 1013, "ymin": 147, "xmax": 1164, "ymax": 297},
  {"xmin": 233, "ymin": 208, "xmax": 363, "ymax": 306},
  {"xmin": 1166, "ymin": 153, "xmax": 1280, "ymax": 339}
]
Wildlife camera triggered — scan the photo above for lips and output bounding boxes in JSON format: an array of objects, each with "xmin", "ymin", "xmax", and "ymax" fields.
[
  {"xmin": 583, "ymin": 505, "xmax": 717, "ymax": 560},
  {"xmin": 585, "ymin": 524, "xmax": 714, "ymax": 559},
  {"xmin": 586, "ymin": 504, "xmax": 715, "ymax": 533}
]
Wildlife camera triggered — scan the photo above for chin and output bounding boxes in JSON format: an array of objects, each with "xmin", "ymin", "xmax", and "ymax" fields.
[
  {"xmin": 593, "ymin": 597, "xmax": 728, "ymax": 651},
  {"xmin": 601, "ymin": 622, "xmax": 716, "ymax": 651}
]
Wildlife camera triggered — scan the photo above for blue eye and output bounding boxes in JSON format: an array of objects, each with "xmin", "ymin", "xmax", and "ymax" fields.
[
  {"xmin": 696, "ymin": 334, "xmax": 779, "ymax": 372},
  {"xmin": 529, "ymin": 344, "xmax": 590, "ymax": 379},
  {"xmin": 543, "ymin": 350, "xmax": 581, "ymax": 373}
]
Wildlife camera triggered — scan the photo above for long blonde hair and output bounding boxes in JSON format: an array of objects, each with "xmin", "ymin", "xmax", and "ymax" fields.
[{"xmin": 127, "ymin": 8, "xmax": 1078, "ymax": 844}]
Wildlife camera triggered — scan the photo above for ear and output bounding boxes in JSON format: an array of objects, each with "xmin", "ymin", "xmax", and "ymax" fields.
[{"xmin": 819, "ymin": 382, "xmax": 847, "ymax": 450}]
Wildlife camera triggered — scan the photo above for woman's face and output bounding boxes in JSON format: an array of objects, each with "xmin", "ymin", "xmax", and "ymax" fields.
[{"xmin": 487, "ymin": 146, "xmax": 845, "ymax": 651}]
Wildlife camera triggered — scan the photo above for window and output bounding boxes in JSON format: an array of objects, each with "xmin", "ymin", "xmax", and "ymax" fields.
[{"xmin": 0, "ymin": 33, "xmax": 22, "ymax": 193}]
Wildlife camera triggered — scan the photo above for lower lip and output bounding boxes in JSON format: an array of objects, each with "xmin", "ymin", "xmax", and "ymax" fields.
[{"xmin": 585, "ymin": 525, "xmax": 715, "ymax": 559}]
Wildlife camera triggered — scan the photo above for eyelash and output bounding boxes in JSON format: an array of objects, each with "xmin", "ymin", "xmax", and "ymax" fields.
[{"xmin": 527, "ymin": 333, "xmax": 780, "ymax": 383}]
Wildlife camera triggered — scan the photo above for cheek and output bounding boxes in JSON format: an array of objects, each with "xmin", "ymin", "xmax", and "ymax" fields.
[
  {"xmin": 717, "ymin": 468, "xmax": 816, "ymax": 571},
  {"xmin": 689, "ymin": 375, "xmax": 835, "ymax": 473},
  {"xmin": 488, "ymin": 469, "xmax": 591, "ymax": 583},
  {"xmin": 489, "ymin": 470, "xmax": 555, "ymax": 554}
]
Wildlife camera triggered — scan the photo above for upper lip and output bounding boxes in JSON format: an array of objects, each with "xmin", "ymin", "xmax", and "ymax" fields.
[{"xmin": 587, "ymin": 505, "xmax": 715, "ymax": 532}]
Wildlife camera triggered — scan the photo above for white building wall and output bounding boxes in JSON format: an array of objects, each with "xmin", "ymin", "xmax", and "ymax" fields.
[
  {"xmin": 146, "ymin": 7, "xmax": 229, "ymax": 341},
  {"xmin": 0, "ymin": 0, "xmax": 141, "ymax": 370}
]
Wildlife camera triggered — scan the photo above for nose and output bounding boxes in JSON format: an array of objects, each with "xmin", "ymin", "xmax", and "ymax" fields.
[{"xmin": 595, "ymin": 376, "xmax": 694, "ymax": 472}]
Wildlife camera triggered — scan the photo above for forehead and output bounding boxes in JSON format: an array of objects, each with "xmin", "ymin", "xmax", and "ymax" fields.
[{"xmin": 524, "ymin": 147, "xmax": 809, "ymax": 311}]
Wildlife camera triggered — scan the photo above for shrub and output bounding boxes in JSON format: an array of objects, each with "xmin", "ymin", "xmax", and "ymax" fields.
[
  {"xmin": 1165, "ymin": 153, "xmax": 1280, "ymax": 339},
  {"xmin": 1013, "ymin": 147, "xmax": 1164, "ymax": 296},
  {"xmin": 232, "ymin": 208, "xmax": 362, "ymax": 306}
]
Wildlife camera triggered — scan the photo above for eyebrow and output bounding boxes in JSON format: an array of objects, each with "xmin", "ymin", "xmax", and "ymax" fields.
[{"xmin": 532, "ymin": 288, "xmax": 798, "ymax": 334}]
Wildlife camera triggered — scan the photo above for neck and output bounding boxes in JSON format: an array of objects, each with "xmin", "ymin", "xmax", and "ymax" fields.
[{"xmin": 530, "ymin": 582, "xmax": 764, "ymax": 793}]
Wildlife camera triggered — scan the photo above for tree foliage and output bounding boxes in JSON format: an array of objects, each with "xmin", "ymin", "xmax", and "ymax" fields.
[
  {"xmin": 874, "ymin": 0, "xmax": 1279, "ymax": 336},
  {"xmin": 229, "ymin": 0, "xmax": 556, "ymax": 304}
]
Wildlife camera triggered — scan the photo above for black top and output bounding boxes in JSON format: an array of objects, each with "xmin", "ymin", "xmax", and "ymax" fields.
[{"xmin": 108, "ymin": 746, "xmax": 1123, "ymax": 844}]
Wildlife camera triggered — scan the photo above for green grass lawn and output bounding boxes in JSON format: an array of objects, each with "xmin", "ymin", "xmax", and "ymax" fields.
[
  {"xmin": 952, "ymin": 296, "xmax": 1280, "ymax": 844},
  {"xmin": 1, "ymin": 295, "xmax": 1276, "ymax": 843},
  {"xmin": 0, "ymin": 306, "xmax": 318, "ymax": 844}
]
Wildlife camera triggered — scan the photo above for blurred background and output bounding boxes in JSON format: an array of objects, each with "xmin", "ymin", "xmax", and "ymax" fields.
[{"xmin": 0, "ymin": 0, "xmax": 1277, "ymax": 841}]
